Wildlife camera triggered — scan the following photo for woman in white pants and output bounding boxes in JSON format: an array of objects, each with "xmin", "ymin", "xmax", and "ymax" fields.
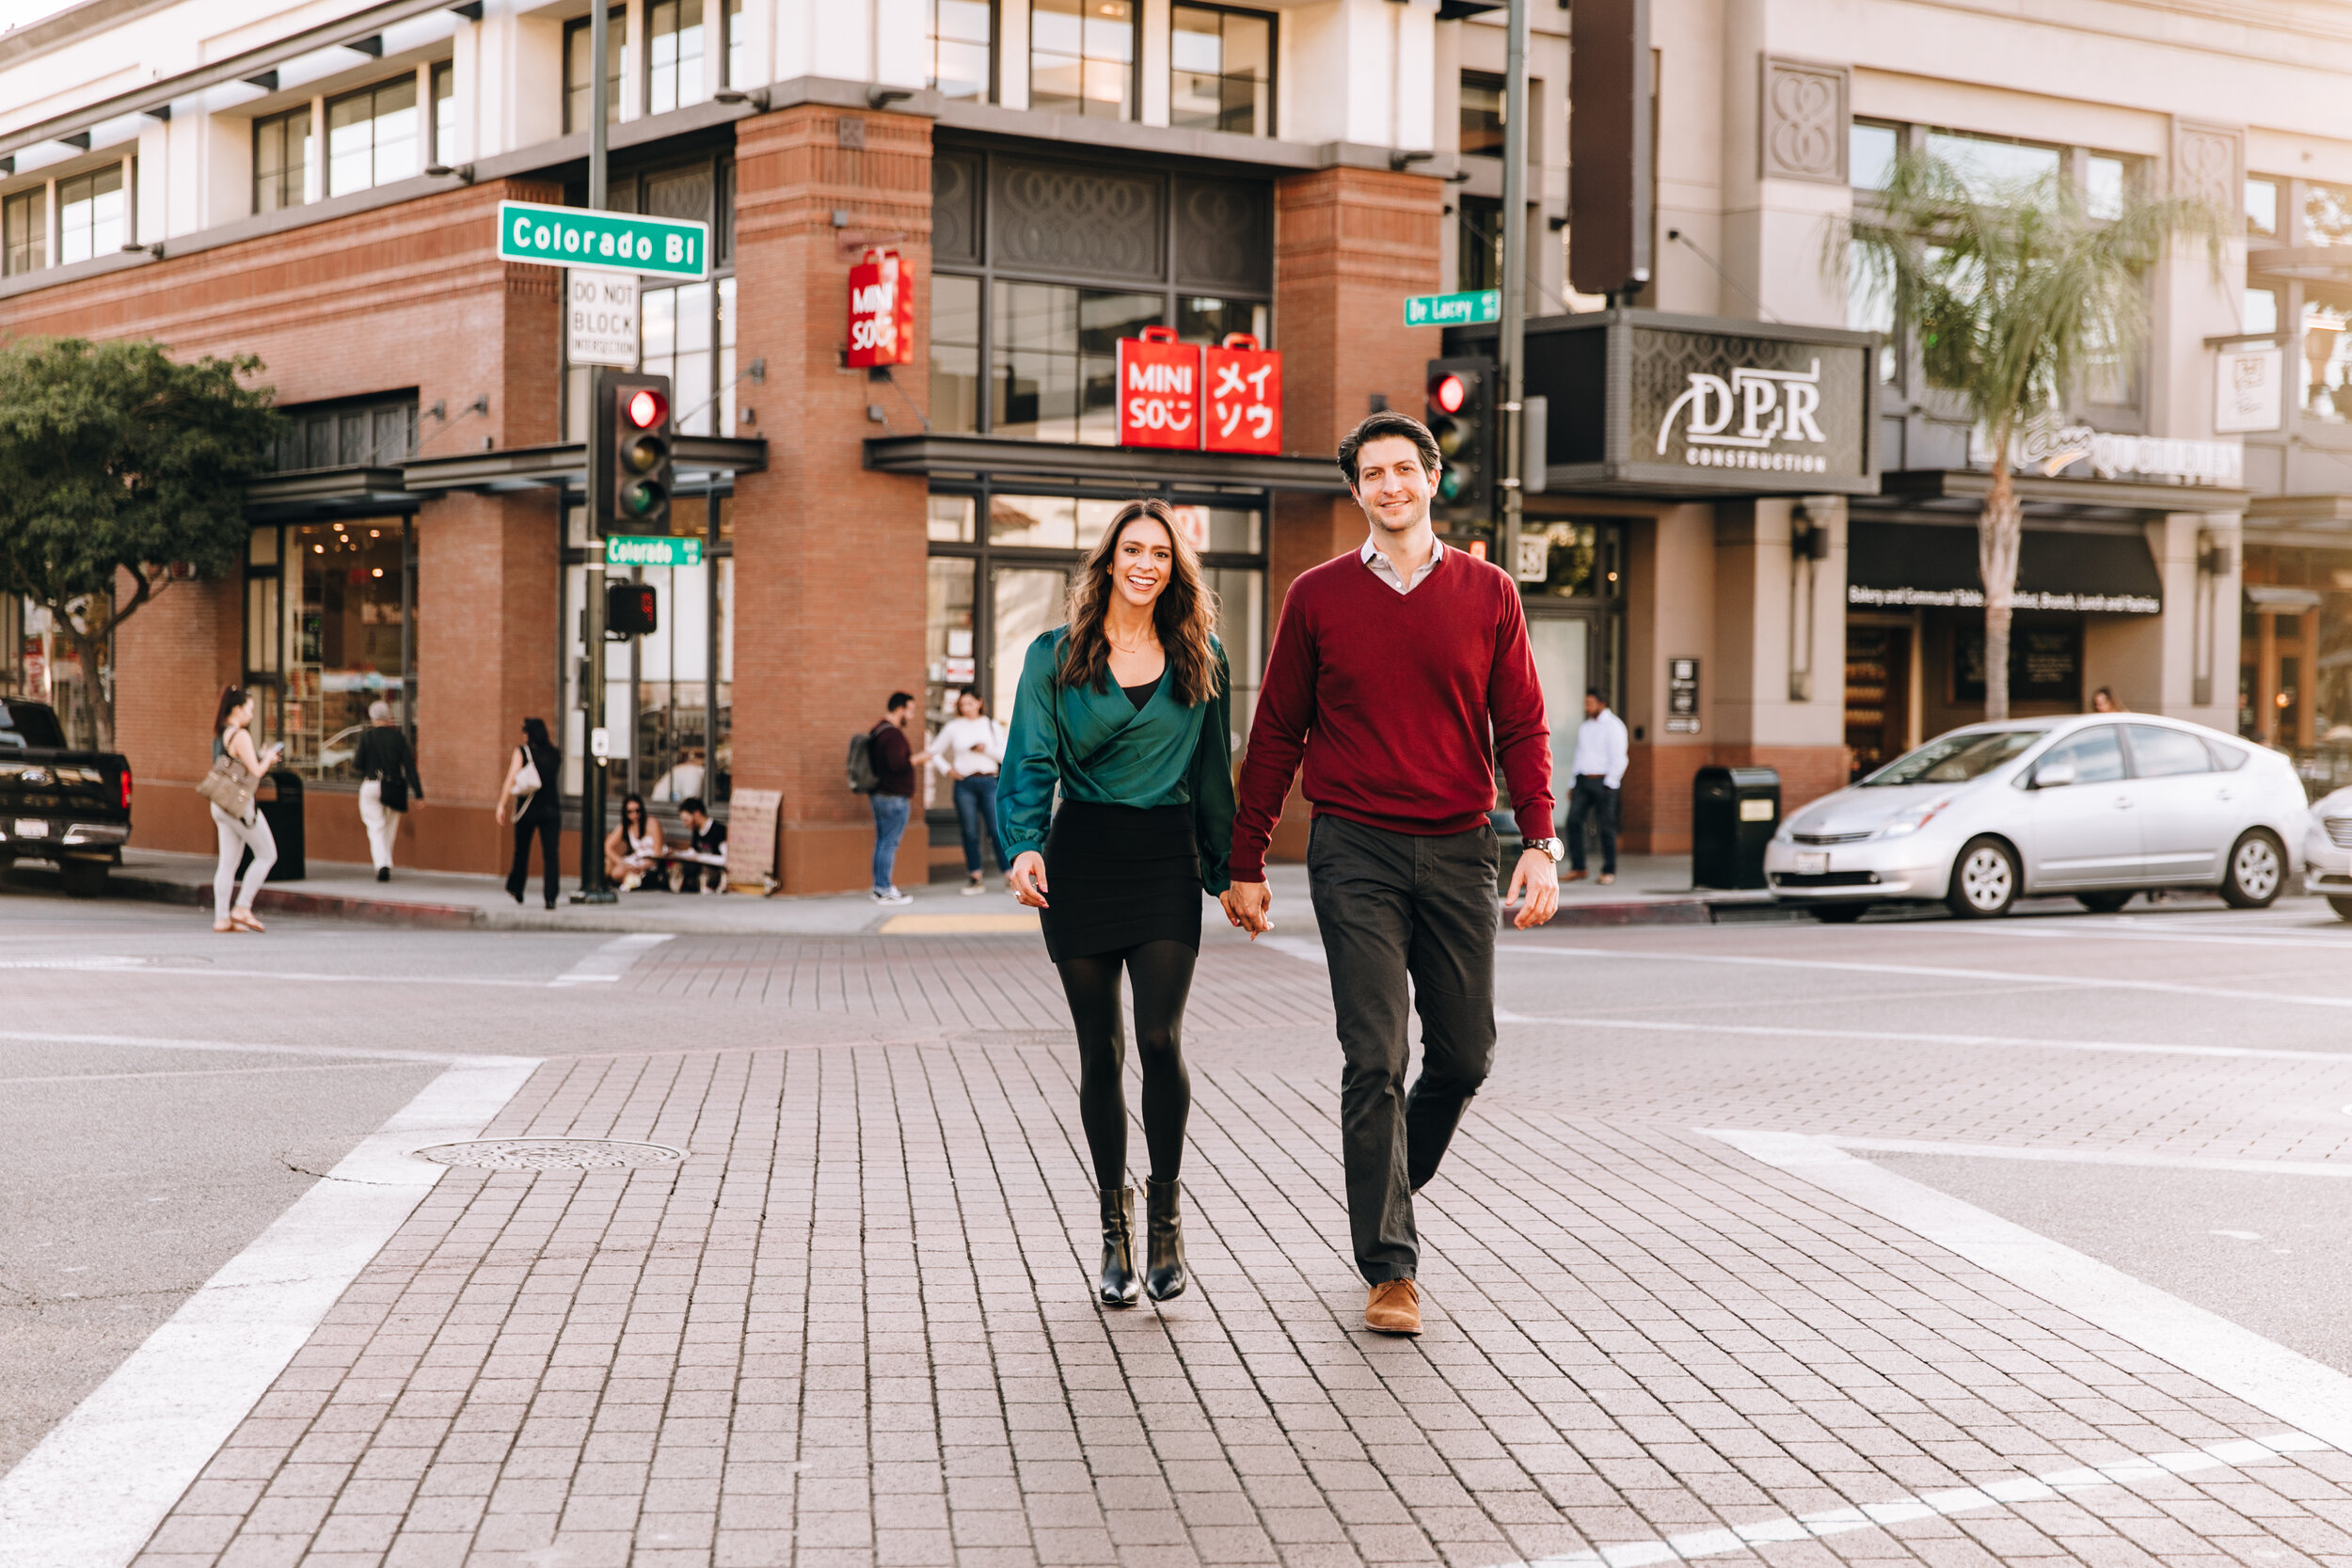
[{"xmin": 211, "ymin": 688, "xmax": 280, "ymax": 933}]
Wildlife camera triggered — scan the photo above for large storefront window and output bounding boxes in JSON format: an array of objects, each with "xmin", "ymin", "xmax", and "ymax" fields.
[
  {"xmin": 921, "ymin": 483, "xmax": 1268, "ymax": 820},
  {"xmin": 241, "ymin": 518, "xmax": 418, "ymax": 782},
  {"xmin": 928, "ymin": 149, "xmax": 1274, "ymax": 444},
  {"xmin": 562, "ymin": 494, "xmax": 735, "ymax": 807}
]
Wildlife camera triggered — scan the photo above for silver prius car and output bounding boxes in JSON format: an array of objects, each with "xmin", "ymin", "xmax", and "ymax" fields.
[{"xmin": 1764, "ymin": 714, "xmax": 2309, "ymax": 921}]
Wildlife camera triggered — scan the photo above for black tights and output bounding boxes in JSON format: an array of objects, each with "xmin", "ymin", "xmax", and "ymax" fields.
[{"xmin": 1055, "ymin": 940, "xmax": 1197, "ymax": 1190}]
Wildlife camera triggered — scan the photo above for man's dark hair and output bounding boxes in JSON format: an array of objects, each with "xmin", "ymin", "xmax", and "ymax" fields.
[
  {"xmin": 679, "ymin": 797, "xmax": 707, "ymax": 816},
  {"xmin": 1587, "ymin": 688, "xmax": 1607, "ymax": 703},
  {"xmin": 1337, "ymin": 412, "xmax": 1442, "ymax": 489},
  {"xmin": 886, "ymin": 691, "xmax": 915, "ymax": 712}
]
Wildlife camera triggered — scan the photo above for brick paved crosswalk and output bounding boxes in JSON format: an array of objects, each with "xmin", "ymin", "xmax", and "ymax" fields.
[{"xmin": 122, "ymin": 932, "xmax": 2352, "ymax": 1566}]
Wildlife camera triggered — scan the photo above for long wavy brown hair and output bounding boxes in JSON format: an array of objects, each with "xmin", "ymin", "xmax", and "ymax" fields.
[{"xmin": 1058, "ymin": 499, "xmax": 1222, "ymax": 706}]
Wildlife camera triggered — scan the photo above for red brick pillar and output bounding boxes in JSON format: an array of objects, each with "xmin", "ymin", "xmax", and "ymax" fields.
[
  {"xmin": 729, "ymin": 104, "xmax": 933, "ymax": 894},
  {"xmin": 1261, "ymin": 165, "xmax": 1443, "ymax": 859}
]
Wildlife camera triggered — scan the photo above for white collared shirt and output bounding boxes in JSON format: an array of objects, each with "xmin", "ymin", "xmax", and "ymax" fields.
[
  {"xmin": 1360, "ymin": 534, "xmax": 1445, "ymax": 594},
  {"xmin": 1571, "ymin": 706, "xmax": 1629, "ymax": 788}
]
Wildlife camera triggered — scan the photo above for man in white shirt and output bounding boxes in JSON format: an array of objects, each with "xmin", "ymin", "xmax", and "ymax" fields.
[{"xmin": 1564, "ymin": 689, "xmax": 1629, "ymax": 884}]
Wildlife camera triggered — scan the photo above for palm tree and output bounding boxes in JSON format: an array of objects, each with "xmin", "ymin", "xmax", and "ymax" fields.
[{"xmin": 1836, "ymin": 153, "xmax": 2223, "ymax": 719}]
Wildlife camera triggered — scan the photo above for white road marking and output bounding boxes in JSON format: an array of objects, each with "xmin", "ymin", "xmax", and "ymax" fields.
[
  {"xmin": 1494, "ymin": 1011, "xmax": 2352, "ymax": 1066},
  {"xmin": 0, "ymin": 1028, "xmax": 518, "ymax": 1066},
  {"xmin": 1502, "ymin": 1432, "xmax": 2328, "ymax": 1568},
  {"xmin": 1500, "ymin": 942, "xmax": 2352, "ymax": 1010},
  {"xmin": 0, "ymin": 958, "xmax": 543, "ymax": 987},
  {"xmin": 1945, "ymin": 921, "xmax": 2352, "ymax": 952},
  {"xmin": 0, "ymin": 1061, "xmax": 422, "ymax": 1086},
  {"xmin": 1707, "ymin": 1129, "xmax": 2352, "ymax": 1452},
  {"xmin": 1819, "ymin": 1135, "xmax": 2352, "ymax": 1179},
  {"xmin": 549, "ymin": 931, "xmax": 674, "ymax": 986},
  {"xmin": 0, "ymin": 1054, "xmax": 542, "ymax": 1568}
]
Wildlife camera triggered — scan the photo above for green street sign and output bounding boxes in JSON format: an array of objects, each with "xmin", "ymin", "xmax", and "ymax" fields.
[
  {"xmin": 500, "ymin": 199, "xmax": 710, "ymax": 280},
  {"xmin": 604, "ymin": 534, "xmax": 703, "ymax": 568},
  {"xmin": 1405, "ymin": 289, "xmax": 1502, "ymax": 327}
]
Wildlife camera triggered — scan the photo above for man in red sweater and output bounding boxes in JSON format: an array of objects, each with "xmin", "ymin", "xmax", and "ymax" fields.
[{"xmin": 1223, "ymin": 411, "xmax": 1560, "ymax": 1337}]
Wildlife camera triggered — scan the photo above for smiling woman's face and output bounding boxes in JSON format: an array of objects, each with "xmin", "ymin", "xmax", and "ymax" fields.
[{"xmin": 1110, "ymin": 518, "xmax": 1175, "ymax": 611}]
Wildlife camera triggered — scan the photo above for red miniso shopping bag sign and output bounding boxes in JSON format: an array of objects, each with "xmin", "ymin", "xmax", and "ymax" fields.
[
  {"xmin": 1117, "ymin": 327, "xmax": 1200, "ymax": 448},
  {"xmin": 847, "ymin": 247, "xmax": 914, "ymax": 368},
  {"xmin": 1203, "ymin": 334, "xmax": 1281, "ymax": 453}
]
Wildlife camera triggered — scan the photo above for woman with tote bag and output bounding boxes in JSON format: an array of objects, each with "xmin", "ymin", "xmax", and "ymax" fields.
[
  {"xmin": 199, "ymin": 688, "xmax": 281, "ymax": 933},
  {"xmin": 496, "ymin": 717, "xmax": 564, "ymax": 908}
]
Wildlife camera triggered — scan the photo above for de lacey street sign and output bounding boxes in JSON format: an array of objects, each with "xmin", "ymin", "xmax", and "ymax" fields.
[
  {"xmin": 1405, "ymin": 290, "xmax": 1502, "ymax": 328},
  {"xmin": 500, "ymin": 199, "xmax": 711, "ymax": 281}
]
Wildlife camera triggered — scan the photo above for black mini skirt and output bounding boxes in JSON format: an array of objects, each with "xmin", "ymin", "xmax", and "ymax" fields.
[{"xmin": 1039, "ymin": 800, "xmax": 1202, "ymax": 962}]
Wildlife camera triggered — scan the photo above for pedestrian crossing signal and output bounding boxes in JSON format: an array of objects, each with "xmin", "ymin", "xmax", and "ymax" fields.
[{"xmin": 607, "ymin": 581, "xmax": 659, "ymax": 638}]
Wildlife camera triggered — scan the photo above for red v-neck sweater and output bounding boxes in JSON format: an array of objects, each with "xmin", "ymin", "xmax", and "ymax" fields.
[{"xmin": 1230, "ymin": 549, "xmax": 1554, "ymax": 879}]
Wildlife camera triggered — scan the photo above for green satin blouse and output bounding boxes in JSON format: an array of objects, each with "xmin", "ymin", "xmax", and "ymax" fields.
[{"xmin": 994, "ymin": 627, "xmax": 1236, "ymax": 894}]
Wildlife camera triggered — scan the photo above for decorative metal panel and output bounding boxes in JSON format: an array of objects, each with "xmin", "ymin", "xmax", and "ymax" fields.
[
  {"xmin": 991, "ymin": 158, "xmax": 1164, "ymax": 281},
  {"xmin": 643, "ymin": 163, "xmax": 714, "ymax": 228},
  {"xmin": 1173, "ymin": 177, "xmax": 1270, "ymax": 294},
  {"xmin": 932, "ymin": 150, "xmax": 982, "ymax": 267}
]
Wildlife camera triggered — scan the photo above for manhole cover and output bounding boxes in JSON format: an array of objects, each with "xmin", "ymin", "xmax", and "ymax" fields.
[{"xmin": 412, "ymin": 1139, "xmax": 686, "ymax": 1170}]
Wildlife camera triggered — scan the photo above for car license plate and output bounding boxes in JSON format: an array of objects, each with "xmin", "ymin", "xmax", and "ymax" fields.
[
  {"xmin": 1795, "ymin": 851, "xmax": 1828, "ymax": 875},
  {"xmin": 13, "ymin": 818, "xmax": 48, "ymax": 838}
]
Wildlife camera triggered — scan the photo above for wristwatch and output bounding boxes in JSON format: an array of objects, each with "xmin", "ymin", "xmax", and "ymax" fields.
[{"xmin": 1524, "ymin": 836, "xmax": 1565, "ymax": 863}]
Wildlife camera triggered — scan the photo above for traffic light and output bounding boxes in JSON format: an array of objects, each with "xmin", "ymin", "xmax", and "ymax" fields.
[
  {"xmin": 1424, "ymin": 357, "xmax": 1495, "ymax": 527},
  {"xmin": 596, "ymin": 372, "xmax": 674, "ymax": 534},
  {"xmin": 607, "ymin": 580, "xmax": 659, "ymax": 638}
]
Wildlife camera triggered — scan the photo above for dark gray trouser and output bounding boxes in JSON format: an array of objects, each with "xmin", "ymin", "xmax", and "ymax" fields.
[{"xmin": 1306, "ymin": 814, "xmax": 1499, "ymax": 1285}]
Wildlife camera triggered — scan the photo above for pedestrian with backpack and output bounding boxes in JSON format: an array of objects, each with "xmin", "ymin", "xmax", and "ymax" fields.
[{"xmin": 851, "ymin": 692, "xmax": 918, "ymax": 904}]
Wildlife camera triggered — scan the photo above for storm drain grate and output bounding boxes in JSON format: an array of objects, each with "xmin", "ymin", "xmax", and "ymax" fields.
[{"xmin": 412, "ymin": 1139, "xmax": 687, "ymax": 1171}]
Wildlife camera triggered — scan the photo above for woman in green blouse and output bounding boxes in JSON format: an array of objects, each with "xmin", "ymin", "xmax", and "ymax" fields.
[{"xmin": 998, "ymin": 498, "xmax": 1234, "ymax": 1307}]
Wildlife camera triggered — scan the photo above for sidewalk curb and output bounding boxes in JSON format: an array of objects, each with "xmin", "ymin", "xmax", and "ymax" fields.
[{"xmin": 106, "ymin": 871, "xmax": 483, "ymax": 930}]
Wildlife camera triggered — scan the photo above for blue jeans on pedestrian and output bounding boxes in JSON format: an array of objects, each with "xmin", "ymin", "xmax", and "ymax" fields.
[
  {"xmin": 870, "ymin": 792, "xmax": 912, "ymax": 892},
  {"xmin": 951, "ymin": 774, "xmax": 1001, "ymax": 875}
]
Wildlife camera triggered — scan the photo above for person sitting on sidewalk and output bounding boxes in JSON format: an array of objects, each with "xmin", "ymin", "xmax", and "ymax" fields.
[{"xmin": 668, "ymin": 797, "xmax": 728, "ymax": 893}]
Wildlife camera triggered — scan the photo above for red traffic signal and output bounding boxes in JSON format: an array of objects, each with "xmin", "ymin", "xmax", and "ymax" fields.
[
  {"xmin": 1429, "ymin": 372, "xmax": 1468, "ymax": 415},
  {"xmin": 624, "ymin": 386, "xmax": 668, "ymax": 429}
]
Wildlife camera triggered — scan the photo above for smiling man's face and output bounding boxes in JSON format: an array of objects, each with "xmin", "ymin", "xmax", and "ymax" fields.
[{"xmin": 1350, "ymin": 435, "xmax": 1438, "ymax": 536}]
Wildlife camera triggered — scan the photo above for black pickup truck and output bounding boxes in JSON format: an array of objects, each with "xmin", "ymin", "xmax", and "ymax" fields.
[{"xmin": 0, "ymin": 698, "xmax": 132, "ymax": 897}]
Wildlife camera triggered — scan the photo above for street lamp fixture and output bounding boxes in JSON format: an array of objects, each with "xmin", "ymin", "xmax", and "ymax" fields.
[
  {"xmin": 424, "ymin": 164, "xmax": 476, "ymax": 182},
  {"xmin": 868, "ymin": 87, "xmax": 915, "ymax": 109},
  {"xmin": 714, "ymin": 88, "xmax": 770, "ymax": 111}
]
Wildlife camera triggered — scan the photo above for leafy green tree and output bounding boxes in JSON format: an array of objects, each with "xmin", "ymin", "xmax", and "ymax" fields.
[
  {"xmin": 0, "ymin": 338, "xmax": 280, "ymax": 750},
  {"xmin": 1836, "ymin": 154, "xmax": 2221, "ymax": 719}
]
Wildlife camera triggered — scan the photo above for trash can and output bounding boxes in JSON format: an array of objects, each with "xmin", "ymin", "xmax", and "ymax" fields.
[
  {"xmin": 1692, "ymin": 766, "xmax": 1778, "ymax": 889},
  {"xmin": 237, "ymin": 768, "xmax": 306, "ymax": 882}
]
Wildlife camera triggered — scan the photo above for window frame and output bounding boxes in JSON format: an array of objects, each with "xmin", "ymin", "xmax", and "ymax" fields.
[
  {"xmin": 925, "ymin": 0, "xmax": 998, "ymax": 104},
  {"xmin": 646, "ymin": 0, "xmax": 708, "ymax": 116},
  {"xmin": 56, "ymin": 162, "xmax": 127, "ymax": 266},
  {"xmin": 253, "ymin": 104, "xmax": 313, "ymax": 214},
  {"xmin": 564, "ymin": 8, "xmax": 628, "ymax": 135},
  {"xmin": 429, "ymin": 61, "xmax": 456, "ymax": 168},
  {"xmin": 1458, "ymin": 69, "xmax": 1505, "ymax": 159},
  {"xmin": 2, "ymin": 184, "xmax": 45, "ymax": 276},
  {"xmin": 1027, "ymin": 0, "xmax": 1140, "ymax": 121},
  {"xmin": 324, "ymin": 74, "xmax": 421, "ymax": 198},
  {"xmin": 1168, "ymin": 2, "xmax": 1275, "ymax": 139}
]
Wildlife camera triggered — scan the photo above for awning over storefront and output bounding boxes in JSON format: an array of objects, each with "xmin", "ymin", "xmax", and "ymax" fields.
[
  {"xmin": 1847, "ymin": 520, "xmax": 2164, "ymax": 614},
  {"xmin": 862, "ymin": 434, "xmax": 1348, "ymax": 494},
  {"xmin": 243, "ymin": 437, "xmax": 769, "ymax": 517}
]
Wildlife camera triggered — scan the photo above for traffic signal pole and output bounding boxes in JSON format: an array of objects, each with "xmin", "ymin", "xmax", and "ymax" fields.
[
  {"xmin": 574, "ymin": 0, "xmax": 617, "ymax": 903},
  {"xmin": 1498, "ymin": 0, "xmax": 1530, "ymax": 573}
]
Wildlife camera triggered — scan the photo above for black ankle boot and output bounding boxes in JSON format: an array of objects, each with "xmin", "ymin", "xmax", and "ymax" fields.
[
  {"xmin": 1097, "ymin": 1186, "xmax": 1140, "ymax": 1307},
  {"xmin": 1145, "ymin": 1179, "xmax": 1186, "ymax": 1302}
]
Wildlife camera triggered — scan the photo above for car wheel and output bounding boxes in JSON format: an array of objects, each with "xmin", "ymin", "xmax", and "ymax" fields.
[
  {"xmin": 2330, "ymin": 895, "xmax": 2352, "ymax": 922},
  {"xmin": 1947, "ymin": 836, "xmax": 2019, "ymax": 919},
  {"xmin": 1808, "ymin": 904, "xmax": 1867, "ymax": 924},
  {"xmin": 58, "ymin": 859, "xmax": 109, "ymax": 899},
  {"xmin": 2219, "ymin": 831, "xmax": 2284, "ymax": 910},
  {"xmin": 2076, "ymin": 891, "xmax": 2133, "ymax": 914}
]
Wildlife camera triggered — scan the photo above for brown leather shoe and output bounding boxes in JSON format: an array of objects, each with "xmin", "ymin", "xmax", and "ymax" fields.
[
  {"xmin": 1364, "ymin": 1279, "xmax": 1421, "ymax": 1336},
  {"xmin": 1562, "ymin": 869, "xmax": 1588, "ymax": 883}
]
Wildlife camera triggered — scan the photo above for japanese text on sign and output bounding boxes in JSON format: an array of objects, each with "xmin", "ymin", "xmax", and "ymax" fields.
[{"xmin": 1203, "ymin": 335, "xmax": 1281, "ymax": 454}]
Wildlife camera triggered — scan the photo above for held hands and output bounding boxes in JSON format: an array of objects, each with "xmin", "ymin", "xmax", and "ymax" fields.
[
  {"xmin": 1218, "ymin": 880, "xmax": 1273, "ymax": 939},
  {"xmin": 1009, "ymin": 850, "xmax": 1051, "ymax": 909},
  {"xmin": 1503, "ymin": 848, "xmax": 1560, "ymax": 929}
]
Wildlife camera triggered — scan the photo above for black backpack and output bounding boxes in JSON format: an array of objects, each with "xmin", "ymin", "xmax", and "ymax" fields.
[{"xmin": 846, "ymin": 726, "xmax": 882, "ymax": 793}]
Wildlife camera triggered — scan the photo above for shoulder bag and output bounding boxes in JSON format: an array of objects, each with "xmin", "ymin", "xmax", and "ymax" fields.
[
  {"xmin": 511, "ymin": 745, "xmax": 543, "ymax": 811},
  {"xmin": 197, "ymin": 727, "xmax": 259, "ymax": 821}
]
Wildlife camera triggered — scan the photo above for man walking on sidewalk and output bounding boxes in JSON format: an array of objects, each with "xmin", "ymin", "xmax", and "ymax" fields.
[
  {"xmin": 1563, "ymin": 689, "xmax": 1628, "ymax": 885},
  {"xmin": 866, "ymin": 692, "xmax": 918, "ymax": 905},
  {"xmin": 1222, "ymin": 410, "xmax": 1560, "ymax": 1338}
]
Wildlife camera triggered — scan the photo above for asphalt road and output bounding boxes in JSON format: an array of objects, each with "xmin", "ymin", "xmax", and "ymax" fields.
[{"xmin": 6, "ymin": 879, "xmax": 2352, "ymax": 1536}]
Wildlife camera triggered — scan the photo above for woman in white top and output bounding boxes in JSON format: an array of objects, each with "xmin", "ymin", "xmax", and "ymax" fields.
[
  {"xmin": 209, "ymin": 687, "xmax": 282, "ymax": 933},
  {"xmin": 604, "ymin": 792, "xmax": 669, "ymax": 891},
  {"xmin": 921, "ymin": 688, "xmax": 1009, "ymax": 895}
]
